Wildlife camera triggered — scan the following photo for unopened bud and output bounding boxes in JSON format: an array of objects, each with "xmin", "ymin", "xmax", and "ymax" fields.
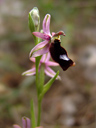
[{"xmin": 28, "ymin": 7, "xmax": 40, "ymax": 32}]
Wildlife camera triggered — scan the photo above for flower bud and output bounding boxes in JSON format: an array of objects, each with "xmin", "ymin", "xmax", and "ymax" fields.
[{"xmin": 28, "ymin": 7, "xmax": 40, "ymax": 32}]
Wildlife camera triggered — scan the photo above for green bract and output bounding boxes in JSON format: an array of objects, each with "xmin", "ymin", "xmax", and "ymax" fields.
[{"xmin": 28, "ymin": 7, "xmax": 40, "ymax": 33}]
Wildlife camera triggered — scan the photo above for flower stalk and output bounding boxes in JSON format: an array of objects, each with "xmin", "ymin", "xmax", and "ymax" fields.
[
  {"xmin": 38, "ymin": 64, "xmax": 45, "ymax": 94},
  {"xmin": 31, "ymin": 100, "xmax": 36, "ymax": 128},
  {"xmin": 29, "ymin": 13, "xmax": 60, "ymax": 125},
  {"xmin": 15, "ymin": 6, "xmax": 75, "ymax": 128},
  {"xmin": 37, "ymin": 99, "xmax": 42, "ymax": 126}
]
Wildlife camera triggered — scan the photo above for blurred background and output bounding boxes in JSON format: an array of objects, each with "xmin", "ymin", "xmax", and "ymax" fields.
[{"xmin": 0, "ymin": 0, "xmax": 96, "ymax": 128}]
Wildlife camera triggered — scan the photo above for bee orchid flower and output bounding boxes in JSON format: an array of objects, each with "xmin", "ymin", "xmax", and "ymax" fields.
[
  {"xmin": 13, "ymin": 117, "xmax": 43, "ymax": 128},
  {"xmin": 22, "ymin": 52, "xmax": 60, "ymax": 80},
  {"xmin": 13, "ymin": 117, "xmax": 30, "ymax": 128},
  {"xmin": 29, "ymin": 14, "xmax": 75, "ymax": 71}
]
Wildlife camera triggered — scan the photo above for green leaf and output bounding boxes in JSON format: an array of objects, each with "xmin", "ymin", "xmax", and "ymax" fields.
[
  {"xmin": 28, "ymin": 12, "xmax": 35, "ymax": 33},
  {"xmin": 39, "ymin": 71, "xmax": 59, "ymax": 100},
  {"xmin": 36, "ymin": 56, "xmax": 42, "ymax": 70}
]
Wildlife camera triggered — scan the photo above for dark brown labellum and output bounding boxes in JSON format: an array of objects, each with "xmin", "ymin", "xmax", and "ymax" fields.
[{"xmin": 49, "ymin": 39, "xmax": 75, "ymax": 71}]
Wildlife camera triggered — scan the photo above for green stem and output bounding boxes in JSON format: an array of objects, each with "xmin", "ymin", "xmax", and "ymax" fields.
[
  {"xmin": 37, "ymin": 99, "xmax": 42, "ymax": 126},
  {"xmin": 35, "ymin": 37, "xmax": 39, "ymax": 96},
  {"xmin": 35, "ymin": 36, "xmax": 39, "ymax": 45},
  {"xmin": 36, "ymin": 59, "xmax": 39, "ymax": 96},
  {"xmin": 38, "ymin": 65, "xmax": 45, "ymax": 94},
  {"xmin": 37, "ymin": 65, "xmax": 45, "ymax": 126},
  {"xmin": 35, "ymin": 56, "xmax": 42, "ymax": 95},
  {"xmin": 31, "ymin": 100, "xmax": 36, "ymax": 128},
  {"xmin": 35, "ymin": 36, "xmax": 43, "ymax": 126}
]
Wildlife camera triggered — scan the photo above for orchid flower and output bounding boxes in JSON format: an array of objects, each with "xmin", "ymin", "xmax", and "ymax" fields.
[
  {"xmin": 29, "ymin": 14, "xmax": 65, "ymax": 58},
  {"xmin": 13, "ymin": 117, "xmax": 43, "ymax": 128},
  {"xmin": 29, "ymin": 14, "xmax": 75, "ymax": 71},
  {"xmin": 22, "ymin": 52, "xmax": 60, "ymax": 80},
  {"xmin": 13, "ymin": 117, "xmax": 30, "ymax": 128}
]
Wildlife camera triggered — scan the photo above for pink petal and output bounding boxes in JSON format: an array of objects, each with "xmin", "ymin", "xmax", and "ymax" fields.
[
  {"xmin": 22, "ymin": 67, "xmax": 36, "ymax": 76},
  {"xmin": 46, "ymin": 61, "xmax": 59, "ymax": 66},
  {"xmin": 53, "ymin": 31, "xmax": 65, "ymax": 37},
  {"xmin": 45, "ymin": 52, "xmax": 50, "ymax": 62},
  {"xmin": 52, "ymin": 32, "xmax": 56, "ymax": 36},
  {"xmin": 33, "ymin": 32, "xmax": 51, "ymax": 41},
  {"xmin": 45, "ymin": 67, "xmax": 61, "ymax": 80},
  {"xmin": 43, "ymin": 14, "xmax": 48, "ymax": 34},
  {"xmin": 13, "ymin": 125, "xmax": 21, "ymax": 128},
  {"xmin": 22, "ymin": 117, "xmax": 30, "ymax": 128},
  {"xmin": 43, "ymin": 14, "xmax": 51, "ymax": 35},
  {"xmin": 30, "ymin": 57, "xmax": 35, "ymax": 62},
  {"xmin": 29, "ymin": 40, "xmax": 50, "ymax": 58},
  {"xmin": 40, "ymin": 52, "xmax": 50, "ymax": 63}
]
